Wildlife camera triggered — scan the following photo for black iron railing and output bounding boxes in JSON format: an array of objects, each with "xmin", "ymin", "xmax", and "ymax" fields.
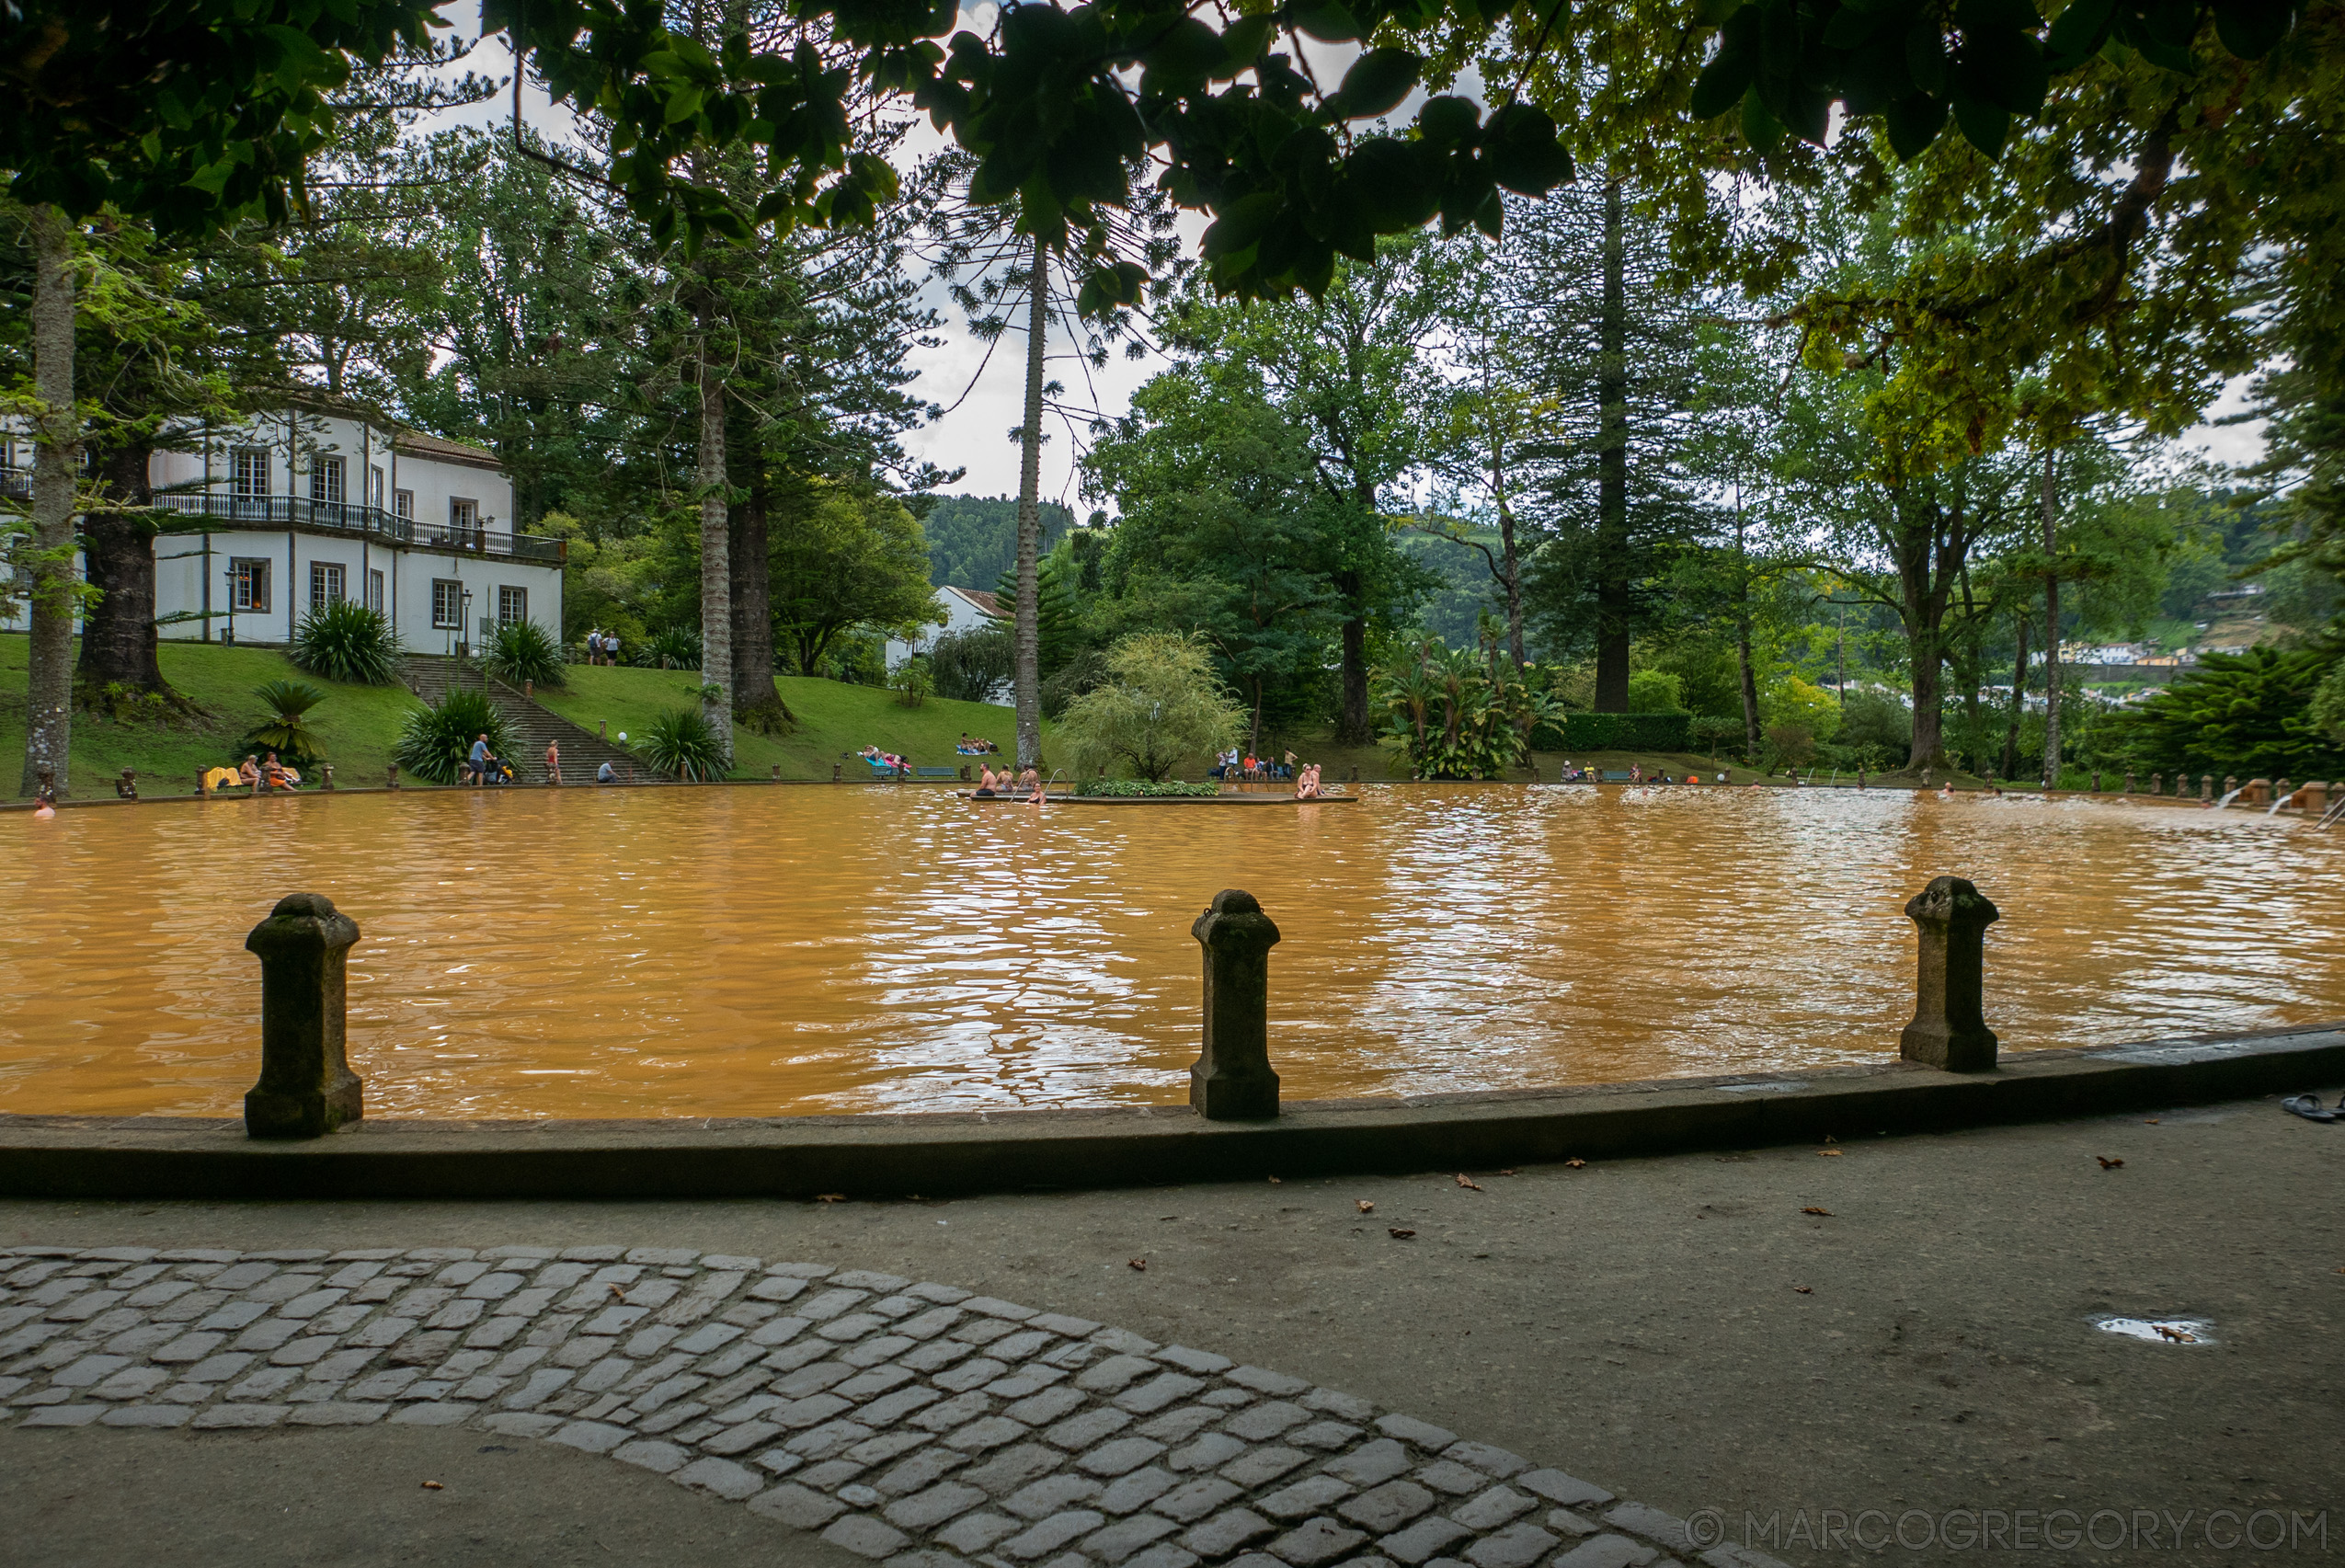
[{"xmin": 148, "ymin": 492, "xmax": 565, "ymax": 564}]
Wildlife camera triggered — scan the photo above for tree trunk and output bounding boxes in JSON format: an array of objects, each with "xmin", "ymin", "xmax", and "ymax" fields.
[
  {"xmin": 2000, "ymin": 614, "xmax": 2029, "ymax": 780},
  {"xmin": 19, "ymin": 208, "xmax": 77, "ymax": 799},
  {"xmin": 1734, "ymin": 507, "xmax": 1760, "ymax": 758},
  {"xmin": 1496, "ymin": 504, "xmax": 1524, "ymax": 667},
  {"xmin": 1334, "ymin": 567, "xmax": 1370, "ymax": 744},
  {"xmin": 1907, "ymin": 625, "xmax": 1947, "ymax": 772},
  {"xmin": 77, "ymin": 442, "xmax": 173, "ymax": 696},
  {"xmin": 1593, "ymin": 176, "xmax": 1631, "ymax": 712},
  {"xmin": 696, "ymin": 329, "xmax": 734, "ymax": 765},
  {"xmin": 1012, "ymin": 241, "xmax": 1047, "ymax": 770},
  {"xmin": 2039, "ymin": 450, "xmax": 2063, "ymax": 788},
  {"xmin": 727, "ymin": 414, "xmax": 784, "ymax": 729}
]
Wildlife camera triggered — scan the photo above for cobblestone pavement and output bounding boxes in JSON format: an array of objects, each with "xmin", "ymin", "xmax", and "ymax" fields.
[{"xmin": 0, "ymin": 1243, "xmax": 1775, "ymax": 1568}]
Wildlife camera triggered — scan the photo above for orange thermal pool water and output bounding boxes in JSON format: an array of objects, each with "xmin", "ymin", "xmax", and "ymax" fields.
[{"xmin": 2, "ymin": 784, "xmax": 2339, "ymax": 1118}]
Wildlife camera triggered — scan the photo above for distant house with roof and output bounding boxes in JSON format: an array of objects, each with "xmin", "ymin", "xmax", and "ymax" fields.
[
  {"xmin": 885, "ymin": 584, "xmax": 1002, "ymax": 670},
  {"xmin": 1, "ymin": 398, "xmax": 562, "ymax": 654}
]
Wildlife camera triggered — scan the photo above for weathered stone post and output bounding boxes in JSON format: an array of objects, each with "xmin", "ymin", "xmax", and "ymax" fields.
[
  {"xmin": 195, "ymin": 769, "xmax": 209, "ymax": 796},
  {"xmin": 1900, "ymin": 876, "xmax": 2000, "ymax": 1072},
  {"xmin": 1190, "ymin": 889, "xmax": 1281, "ymax": 1120},
  {"xmin": 833, "ymin": 761, "xmax": 843, "ymax": 784},
  {"xmin": 243, "ymin": 894, "xmax": 364, "ymax": 1139},
  {"xmin": 320, "ymin": 765, "xmax": 335, "ymax": 791},
  {"xmin": 2224, "ymin": 774, "xmax": 2238, "ymax": 799},
  {"xmin": 2091, "ymin": 769, "xmax": 2102, "ymax": 793},
  {"xmin": 386, "ymin": 764, "xmax": 400, "ymax": 791},
  {"xmin": 2277, "ymin": 777, "xmax": 2294, "ymax": 806},
  {"xmin": 772, "ymin": 765, "xmax": 781, "ymax": 783},
  {"xmin": 2200, "ymin": 774, "xmax": 2213, "ymax": 801},
  {"xmin": 2151, "ymin": 772, "xmax": 2162, "ymax": 796},
  {"xmin": 114, "ymin": 769, "xmax": 138, "ymax": 800}
]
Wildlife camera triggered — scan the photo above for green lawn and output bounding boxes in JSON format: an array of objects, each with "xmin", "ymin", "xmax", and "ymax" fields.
[
  {"xmin": 532, "ymin": 666, "xmax": 1035, "ymax": 780},
  {"xmin": 0, "ymin": 633, "xmax": 426, "ymax": 796}
]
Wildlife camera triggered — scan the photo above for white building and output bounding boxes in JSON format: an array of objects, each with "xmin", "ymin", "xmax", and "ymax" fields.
[
  {"xmin": 885, "ymin": 584, "xmax": 1002, "ymax": 670},
  {"xmin": 2, "ymin": 398, "xmax": 562, "ymax": 654}
]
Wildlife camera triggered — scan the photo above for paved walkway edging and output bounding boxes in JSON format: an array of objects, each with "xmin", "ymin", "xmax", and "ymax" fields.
[
  {"xmin": 0, "ymin": 1243, "xmax": 1784, "ymax": 1568},
  {"xmin": 2, "ymin": 1025, "xmax": 2339, "ymax": 1202}
]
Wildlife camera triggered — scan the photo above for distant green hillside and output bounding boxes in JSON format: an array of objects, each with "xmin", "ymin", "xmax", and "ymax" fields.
[{"xmin": 917, "ymin": 495, "xmax": 1074, "ymax": 589}]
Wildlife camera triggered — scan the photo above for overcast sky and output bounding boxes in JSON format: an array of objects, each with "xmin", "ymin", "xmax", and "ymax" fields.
[{"xmin": 421, "ymin": 4, "xmax": 2264, "ymax": 504}]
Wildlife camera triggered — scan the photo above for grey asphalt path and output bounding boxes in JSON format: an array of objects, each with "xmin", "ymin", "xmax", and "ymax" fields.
[{"xmin": 5, "ymin": 1089, "xmax": 2341, "ymax": 1567}]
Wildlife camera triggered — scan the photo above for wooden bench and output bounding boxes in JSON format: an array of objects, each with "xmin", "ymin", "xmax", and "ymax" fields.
[
  {"xmin": 1601, "ymin": 770, "xmax": 1634, "ymax": 783},
  {"xmin": 916, "ymin": 766, "xmax": 960, "ymax": 780}
]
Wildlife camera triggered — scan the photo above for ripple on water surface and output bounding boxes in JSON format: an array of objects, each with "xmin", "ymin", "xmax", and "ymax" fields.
[{"xmin": 1, "ymin": 784, "xmax": 2338, "ymax": 1117}]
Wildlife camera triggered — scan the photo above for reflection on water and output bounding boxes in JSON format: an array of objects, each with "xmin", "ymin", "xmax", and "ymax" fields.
[{"xmin": 2, "ymin": 785, "xmax": 2338, "ymax": 1118}]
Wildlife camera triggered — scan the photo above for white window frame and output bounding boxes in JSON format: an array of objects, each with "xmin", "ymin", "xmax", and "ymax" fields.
[
  {"xmin": 230, "ymin": 447, "xmax": 272, "ymax": 498},
  {"xmin": 310, "ymin": 561, "xmax": 345, "ymax": 611},
  {"xmin": 309, "ymin": 455, "xmax": 345, "ymax": 504},
  {"xmin": 394, "ymin": 488, "xmax": 414, "ymax": 521},
  {"xmin": 450, "ymin": 498, "xmax": 478, "ymax": 532},
  {"xmin": 497, "ymin": 585, "xmax": 528, "ymax": 626},
  {"xmin": 232, "ymin": 557, "xmax": 270, "ymax": 612},
  {"xmin": 431, "ymin": 578, "xmax": 465, "ymax": 630},
  {"xmin": 367, "ymin": 568, "xmax": 385, "ymax": 614},
  {"xmin": 368, "ymin": 464, "xmax": 385, "ymax": 509}
]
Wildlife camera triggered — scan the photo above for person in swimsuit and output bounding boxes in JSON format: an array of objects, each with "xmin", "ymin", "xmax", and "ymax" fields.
[{"xmin": 974, "ymin": 763, "xmax": 999, "ymax": 797}]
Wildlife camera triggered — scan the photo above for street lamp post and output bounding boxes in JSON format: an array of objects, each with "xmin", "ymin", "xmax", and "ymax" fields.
[{"xmin": 223, "ymin": 565, "xmax": 238, "ymax": 646}]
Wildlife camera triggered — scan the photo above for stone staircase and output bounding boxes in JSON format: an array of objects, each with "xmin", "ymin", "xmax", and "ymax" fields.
[{"xmin": 400, "ymin": 655, "xmax": 651, "ymax": 784}]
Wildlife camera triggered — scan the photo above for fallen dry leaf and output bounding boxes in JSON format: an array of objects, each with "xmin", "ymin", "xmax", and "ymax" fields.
[
  {"xmin": 422, "ymin": 1481, "xmax": 444, "ymax": 1491},
  {"xmin": 817, "ymin": 1193, "xmax": 846, "ymax": 1203},
  {"xmin": 2156, "ymin": 1325, "xmax": 2197, "ymax": 1343},
  {"xmin": 2096, "ymin": 1156, "xmax": 2124, "ymax": 1170},
  {"xmin": 1267, "ymin": 1175, "xmax": 1282, "ymax": 1185},
  {"xmin": 1499, "ymin": 1169, "xmax": 1517, "ymax": 1176},
  {"xmin": 1127, "ymin": 1258, "xmax": 1147, "ymax": 1272},
  {"xmin": 1389, "ymin": 1228, "xmax": 1417, "ymax": 1240},
  {"xmin": 1816, "ymin": 1149, "xmax": 1845, "ymax": 1158},
  {"xmin": 1823, "ymin": 1134, "xmax": 1838, "ymax": 1144},
  {"xmin": 1356, "ymin": 1200, "xmax": 1375, "ymax": 1214},
  {"xmin": 1565, "ymin": 1158, "xmax": 1586, "ymax": 1170},
  {"xmin": 1802, "ymin": 1207, "xmax": 1833, "ymax": 1217},
  {"xmin": 606, "ymin": 1283, "xmax": 624, "ymax": 1300},
  {"xmin": 1455, "ymin": 1173, "xmax": 1484, "ymax": 1191},
  {"xmin": 1792, "ymin": 1285, "xmax": 1813, "ymax": 1294},
  {"xmin": 2145, "ymin": 1118, "xmax": 2160, "ymax": 1125}
]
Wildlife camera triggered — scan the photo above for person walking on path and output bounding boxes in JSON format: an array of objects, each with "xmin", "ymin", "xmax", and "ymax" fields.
[
  {"xmin": 468, "ymin": 733, "xmax": 490, "ymax": 787},
  {"xmin": 545, "ymin": 738, "xmax": 561, "ymax": 786}
]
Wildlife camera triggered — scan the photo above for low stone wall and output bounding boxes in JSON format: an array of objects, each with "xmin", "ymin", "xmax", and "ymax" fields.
[{"xmin": 4, "ymin": 1023, "xmax": 2337, "ymax": 1202}]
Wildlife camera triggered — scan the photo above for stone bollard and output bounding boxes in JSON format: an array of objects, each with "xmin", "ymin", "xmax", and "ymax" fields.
[
  {"xmin": 1901, "ymin": 876, "xmax": 2001, "ymax": 1072},
  {"xmin": 2224, "ymin": 774, "xmax": 2238, "ymax": 800},
  {"xmin": 114, "ymin": 769, "xmax": 138, "ymax": 800},
  {"xmin": 772, "ymin": 765, "xmax": 782, "ymax": 783},
  {"xmin": 833, "ymin": 762, "xmax": 843, "ymax": 784},
  {"xmin": 196, "ymin": 769, "xmax": 209, "ymax": 797},
  {"xmin": 2276, "ymin": 777, "xmax": 2294, "ymax": 806},
  {"xmin": 2151, "ymin": 772, "xmax": 2162, "ymax": 796},
  {"xmin": 1190, "ymin": 889, "xmax": 1281, "ymax": 1120},
  {"xmin": 243, "ymin": 893, "xmax": 365, "ymax": 1139},
  {"xmin": 2201, "ymin": 774, "xmax": 2213, "ymax": 801},
  {"xmin": 960, "ymin": 764, "xmax": 970, "ymax": 782},
  {"xmin": 1347, "ymin": 765, "xmax": 1359, "ymax": 784},
  {"xmin": 2245, "ymin": 777, "xmax": 2270, "ymax": 805},
  {"xmin": 321, "ymin": 765, "xmax": 334, "ymax": 791},
  {"xmin": 2091, "ymin": 770, "xmax": 2101, "ymax": 794},
  {"xmin": 386, "ymin": 763, "xmax": 400, "ymax": 791},
  {"xmin": 523, "ymin": 679, "xmax": 533, "ymax": 699},
  {"xmin": 2123, "ymin": 772, "xmax": 2134, "ymax": 795}
]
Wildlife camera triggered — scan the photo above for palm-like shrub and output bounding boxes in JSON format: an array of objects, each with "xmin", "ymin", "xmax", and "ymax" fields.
[
  {"xmin": 243, "ymin": 679, "xmax": 329, "ymax": 767},
  {"xmin": 395, "ymin": 690, "xmax": 512, "ymax": 784},
  {"xmin": 635, "ymin": 626, "xmax": 703, "ymax": 670},
  {"xmin": 484, "ymin": 617, "xmax": 566, "ymax": 688},
  {"xmin": 635, "ymin": 706, "xmax": 730, "ymax": 781},
  {"xmin": 888, "ymin": 658, "xmax": 934, "ymax": 707},
  {"xmin": 289, "ymin": 600, "xmax": 402, "ymax": 685},
  {"xmin": 1373, "ymin": 635, "xmax": 1560, "ymax": 780}
]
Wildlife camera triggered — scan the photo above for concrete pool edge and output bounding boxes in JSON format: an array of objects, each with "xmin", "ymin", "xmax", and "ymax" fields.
[{"xmin": 3, "ymin": 1021, "xmax": 2339, "ymax": 1201}]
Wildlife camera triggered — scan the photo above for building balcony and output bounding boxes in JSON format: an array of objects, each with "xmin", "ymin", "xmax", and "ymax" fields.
[{"xmin": 149, "ymin": 492, "xmax": 566, "ymax": 565}]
